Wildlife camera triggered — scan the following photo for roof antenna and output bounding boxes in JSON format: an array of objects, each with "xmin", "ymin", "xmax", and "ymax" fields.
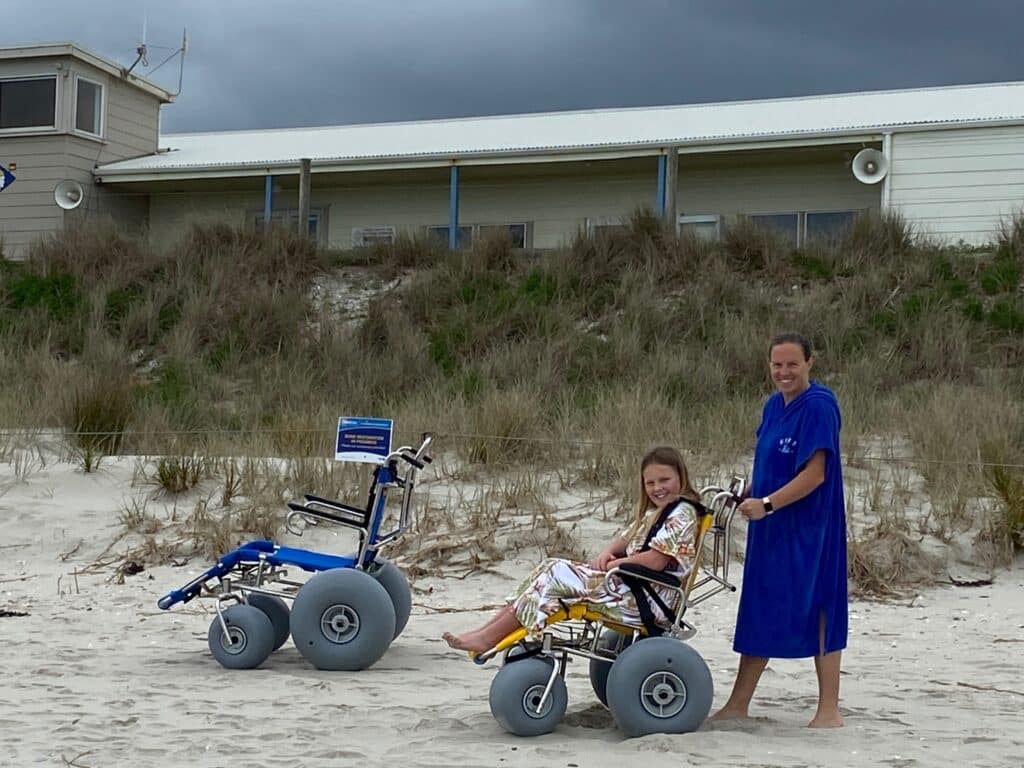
[
  {"xmin": 124, "ymin": 13, "xmax": 149, "ymax": 75},
  {"xmin": 169, "ymin": 29, "xmax": 188, "ymax": 97}
]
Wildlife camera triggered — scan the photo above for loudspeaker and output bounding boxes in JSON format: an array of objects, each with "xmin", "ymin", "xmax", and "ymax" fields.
[
  {"xmin": 54, "ymin": 179, "xmax": 85, "ymax": 210},
  {"xmin": 851, "ymin": 148, "xmax": 889, "ymax": 185}
]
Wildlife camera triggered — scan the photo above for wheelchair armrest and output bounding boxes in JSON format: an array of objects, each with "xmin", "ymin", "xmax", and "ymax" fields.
[
  {"xmin": 287, "ymin": 501, "xmax": 368, "ymax": 527},
  {"xmin": 612, "ymin": 562, "xmax": 682, "ymax": 588},
  {"xmin": 303, "ymin": 494, "xmax": 370, "ymax": 519}
]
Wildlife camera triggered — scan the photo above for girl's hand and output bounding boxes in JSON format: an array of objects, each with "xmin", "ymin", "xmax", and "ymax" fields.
[{"xmin": 591, "ymin": 551, "xmax": 617, "ymax": 570}]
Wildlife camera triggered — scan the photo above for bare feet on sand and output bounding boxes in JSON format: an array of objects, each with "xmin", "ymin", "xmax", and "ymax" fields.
[
  {"xmin": 808, "ymin": 711, "xmax": 844, "ymax": 728},
  {"xmin": 710, "ymin": 707, "xmax": 843, "ymax": 728}
]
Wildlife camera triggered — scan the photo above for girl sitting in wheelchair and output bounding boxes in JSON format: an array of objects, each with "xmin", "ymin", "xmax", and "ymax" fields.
[{"xmin": 442, "ymin": 445, "xmax": 699, "ymax": 653}]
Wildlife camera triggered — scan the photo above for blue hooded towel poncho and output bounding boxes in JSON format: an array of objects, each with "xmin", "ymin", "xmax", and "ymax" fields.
[{"xmin": 733, "ymin": 381, "xmax": 848, "ymax": 658}]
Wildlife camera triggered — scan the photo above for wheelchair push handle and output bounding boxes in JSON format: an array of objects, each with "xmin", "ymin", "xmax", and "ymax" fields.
[
  {"xmin": 396, "ymin": 433, "xmax": 433, "ymax": 470},
  {"xmin": 728, "ymin": 476, "xmax": 747, "ymax": 504}
]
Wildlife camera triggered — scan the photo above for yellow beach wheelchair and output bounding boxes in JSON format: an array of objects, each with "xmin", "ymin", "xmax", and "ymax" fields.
[{"xmin": 473, "ymin": 478, "xmax": 744, "ymax": 737}]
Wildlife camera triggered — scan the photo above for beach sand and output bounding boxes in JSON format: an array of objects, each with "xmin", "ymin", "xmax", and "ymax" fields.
[{"xmin": 1, "ymin": 454, "xmax": 1021, "ymax": 768}]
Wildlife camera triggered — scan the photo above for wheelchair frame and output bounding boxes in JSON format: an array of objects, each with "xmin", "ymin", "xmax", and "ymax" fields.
[
  {"xmin": 476, "ymin": 477, "xmax": 745, "ymax": 736},
  {"xmin": 157, "ymin": 434, "xmax": 432, "ymax": 670}
]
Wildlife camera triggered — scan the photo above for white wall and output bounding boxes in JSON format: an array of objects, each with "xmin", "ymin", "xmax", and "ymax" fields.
[
  {"xmin": 146, "ymin": 149, "xmax": 878, "ymax": 251},
  {"xmin": 0, "ymin": 53, "xmax": 162, "ymax": 257},
  {"xmin": 889, "ymin": 126, "xmax": 1024, "ymax": 244}
]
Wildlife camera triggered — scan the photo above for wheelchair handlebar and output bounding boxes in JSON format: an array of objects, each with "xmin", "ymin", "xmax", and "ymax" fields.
[{"xmin": 393, "ymin": 433, "xmax": 433, "ymax": 470}]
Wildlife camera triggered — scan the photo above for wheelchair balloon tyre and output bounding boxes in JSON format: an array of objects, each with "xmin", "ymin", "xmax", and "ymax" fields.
[{"xmin": 606, "ymin": 637, "xmax": 713, "ymax": 737}]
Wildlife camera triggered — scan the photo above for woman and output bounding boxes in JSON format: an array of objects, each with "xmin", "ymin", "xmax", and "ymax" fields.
[
  {"xmin": 712, "ymin": 332, "xmax": 847, "ymax": 728},
  {"xmin": 442, "ymin": 446, "xmax": 699, "ymax": 653}
]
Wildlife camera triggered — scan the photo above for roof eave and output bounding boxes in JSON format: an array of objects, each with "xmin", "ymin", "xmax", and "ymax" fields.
[
  {"xmin": 95, "ymin": 129, "xmax": 886, "ymax": 183},
  {"xmin": 0, "ymin": 42, "xmax": 174, "ymax": 103},
  {"xmin": 93, "ymin": 115, "xmax": 1024, "ymax": 184}
]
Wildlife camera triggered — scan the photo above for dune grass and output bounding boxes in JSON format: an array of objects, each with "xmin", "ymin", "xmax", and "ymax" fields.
[{"xmin": 1, "ymin": 211, "xmax": 1022, "ymax": 587}]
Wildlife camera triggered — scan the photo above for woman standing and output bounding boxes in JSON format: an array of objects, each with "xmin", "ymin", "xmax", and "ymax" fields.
[{"xmin": 712, "ymin": 332, "xmax": 847, "ymax": 728}]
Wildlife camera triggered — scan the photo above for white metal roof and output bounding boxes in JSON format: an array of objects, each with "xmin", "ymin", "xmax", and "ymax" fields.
[
  {"xmin": 95, "ymin": 80, "xmax": 1024, "ymax": 181},
  {"xmin": 0, "ymin": 42, "xmax": 175, "ymax": 102}
]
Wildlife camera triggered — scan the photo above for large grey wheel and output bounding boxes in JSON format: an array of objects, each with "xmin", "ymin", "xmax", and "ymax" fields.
[
  {"xmin": 489, "ymin": 657, "xmax": 567, "ymax": 737},
  {"xmin": 606, "ymin": 637, "xmax": 713, "ymax": 737},
  {"xmin": 588, "ymin": 629, "xmax": 635, "ymax": 707},
  {"xmin": 207, "ymin": 603, "xmax": 275, "ymax": 670},
  {"xmin": 248, "ymin": 594, "xmax": 291, "ymax": 651},
  {"xmin": 369, "ymin": 559, "xmax": 412, "ymax": 639},
  {"xmin": 290, "ymin": 569, "xmax": 396, "ymax": 670}
]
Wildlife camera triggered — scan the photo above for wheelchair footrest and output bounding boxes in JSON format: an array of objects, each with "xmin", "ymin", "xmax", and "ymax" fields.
[{"xmin": 156, "ymin": 540, "xmax": 358, "ymax": 610}]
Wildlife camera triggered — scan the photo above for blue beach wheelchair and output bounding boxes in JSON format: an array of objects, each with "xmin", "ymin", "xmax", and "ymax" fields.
[{"xmin": 157, "ymin": 434, "xmax": 433, "ymax": 671}]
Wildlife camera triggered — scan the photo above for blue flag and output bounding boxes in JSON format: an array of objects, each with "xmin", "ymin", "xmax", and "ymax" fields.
[{"xmin": 0, "ymin": 165, "xmax": 14, "ymax": 192}]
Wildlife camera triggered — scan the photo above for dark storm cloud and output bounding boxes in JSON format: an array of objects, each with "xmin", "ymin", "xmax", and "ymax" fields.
[{"xmin": 3, "ymin": 0, "xmax": 1022, "ymax": 133}]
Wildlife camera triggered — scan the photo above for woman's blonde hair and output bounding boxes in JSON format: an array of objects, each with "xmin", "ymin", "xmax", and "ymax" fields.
[{"xmin": 623, "ymin": 446, "xmax": 700, "ymax": 542}]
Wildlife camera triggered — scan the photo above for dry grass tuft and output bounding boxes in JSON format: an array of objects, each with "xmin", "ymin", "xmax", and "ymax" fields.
[
  {"xmin": 976, "ymin": 467, "xmax": 1024, "ymax": 563},
  {"xmin": 847, "ymin": 514, "xmax": 943, "ymax": 597}
]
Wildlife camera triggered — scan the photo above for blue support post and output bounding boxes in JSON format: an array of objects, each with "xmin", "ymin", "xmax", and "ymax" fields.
[
  {"xmin": 656, "ymin": 155, "xmax": 667, "ymax": 217},
  {"xmin": 448, "ymin": 165, "xmax": 460, "ymax": 250},
  {"xmin": 263, "ymin": 173, "xmax": 273, "ymax": 230}
]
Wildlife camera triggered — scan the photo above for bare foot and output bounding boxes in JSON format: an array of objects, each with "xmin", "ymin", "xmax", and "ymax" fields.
[
  {"xmin": 807, "ymin": 711, "xmax": 844, "ymax": 728},
  {"xmin": 709, "ymin": 707, "xmax": 749, "ymax": 721},
  {"xmin": 441, "ymin": 631, "xmax": 488, "ymax": 653}
]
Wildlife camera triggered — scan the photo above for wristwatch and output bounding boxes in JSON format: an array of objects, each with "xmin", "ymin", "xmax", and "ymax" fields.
[{"xmin": 762, "ymin": 496, "xmax": 774, "ymax": 515}]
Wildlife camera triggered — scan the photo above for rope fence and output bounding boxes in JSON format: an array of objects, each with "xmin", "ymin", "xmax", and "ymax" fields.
[{"xmin": 1, "ymin": 427, "xmax": 1023, "ymax": 470}]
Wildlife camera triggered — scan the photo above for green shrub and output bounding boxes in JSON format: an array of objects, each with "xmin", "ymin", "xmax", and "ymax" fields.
[
  {"xmin": 979, "ymin": 255, "xmax": 1021, "ymax": 294},
  {"xmin": 5, "ymin": 272, "xmax": 80, "ymax": 319},
  {"xmin": 987, "ymin": 298, "xmax": 1024, "ymax": 332}
]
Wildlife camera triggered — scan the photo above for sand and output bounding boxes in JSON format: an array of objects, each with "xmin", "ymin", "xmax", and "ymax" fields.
[{"xmin": 1, "ymin": 452, "xmax": 1022, "ymax": 768}]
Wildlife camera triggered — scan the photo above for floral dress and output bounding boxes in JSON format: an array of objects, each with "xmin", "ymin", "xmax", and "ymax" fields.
[{"xmin": 507, "ymin": 500, "xmax": 698, "ymax": 633}]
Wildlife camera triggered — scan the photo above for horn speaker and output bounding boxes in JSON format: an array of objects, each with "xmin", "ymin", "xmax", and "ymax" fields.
[
  {"xmin": 851, "ymin": 148, "xmax": 889, "ymax": 184},
  {"xmin": 54, "ymin": 179, "xmax": 85, "ymax": 210}
]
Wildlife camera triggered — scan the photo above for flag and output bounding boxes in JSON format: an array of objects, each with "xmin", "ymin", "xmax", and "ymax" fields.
[{"xmin": 0, "ymin": 165, "xmax": 15, "ymax": 192}]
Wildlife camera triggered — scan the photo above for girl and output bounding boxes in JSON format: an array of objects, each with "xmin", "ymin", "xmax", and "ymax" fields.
[{"xmin": 442, "ymin": 446, "xmax": 701, "ymax": 654}]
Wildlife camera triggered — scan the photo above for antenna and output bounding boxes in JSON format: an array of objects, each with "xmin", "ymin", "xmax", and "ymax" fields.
[
  {"xmin": 171, "ymin": 29, "xmax": 188, "ymax": 97},
  {"xmin": 123, "ymin": 26, "xmax": 149, "ymax": 75},
  {"xmin": 124, "ymin": 13, "xmax": 149, "ymax": 76},
  {"xmin": 118, "ymin": 20, "xmax": 188, "ymax": 98}
]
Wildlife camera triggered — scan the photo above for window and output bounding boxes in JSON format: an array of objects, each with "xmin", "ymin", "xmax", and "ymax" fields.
[
  {"xmin": 254, "ymin": 209, "xmax": 322, "ymax": 239},
  {"xmin": 0, "ymin": 77, "xmax": 57, "ymax": 130},
  {"xmin": 750, "ymin": 213, "xmax": 800, "ymax": 247},
  {"xmin": 75, "ymin": 77, "xmax": 103, "ymax": 136},
  {"xmin": 427, "ymin": 225, "xmax": 473, "ymax": 249},
  {"xmin": 352, "ymin": 226, "xmax": 396, "ymax": 247},
  {"xmin": 480, "ymin": 223, "xmax": 527, "ymax": 248},
  {"xmin": 678, "ymin": 214, "xmax": 721, "ymax": 241},
  {"xmin": 804, "ymin": 210, "xmax": 856, "ymax": 242},
  {"xmin": 586, "ymin": 216, "xmax": 626, "ymax": 236}
]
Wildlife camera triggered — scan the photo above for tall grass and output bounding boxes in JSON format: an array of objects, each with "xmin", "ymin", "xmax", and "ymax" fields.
[{"xmin": 3, "ymin": 211, "xmax": 1024, "ymax": 587}]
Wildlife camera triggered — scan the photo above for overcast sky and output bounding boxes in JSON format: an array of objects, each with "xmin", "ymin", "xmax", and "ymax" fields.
[{"xmin": 4, "ymin": 1, "xmax": 1023, "ymax": 134}]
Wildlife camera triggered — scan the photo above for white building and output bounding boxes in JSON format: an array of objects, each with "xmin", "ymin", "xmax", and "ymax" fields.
[{"xmin": 3, "ymin": 42, "xmax": 1023, "ymax": 255}]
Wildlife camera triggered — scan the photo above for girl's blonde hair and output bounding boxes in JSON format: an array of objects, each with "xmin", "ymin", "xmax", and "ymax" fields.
[{"xmin": 623, "ymin": 446, "xmax": 700, "ymax": 542}]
